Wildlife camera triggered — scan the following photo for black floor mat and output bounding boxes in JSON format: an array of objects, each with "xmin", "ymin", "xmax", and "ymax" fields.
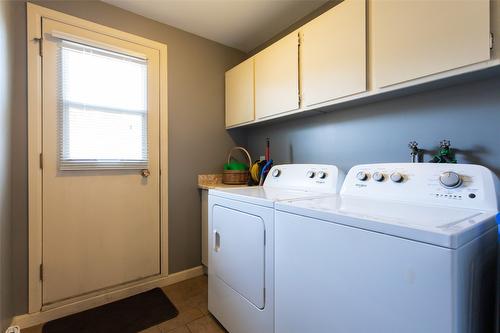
[{"xmin": 42, "ymin": 288, "xmax": 178, "ymax": 333}]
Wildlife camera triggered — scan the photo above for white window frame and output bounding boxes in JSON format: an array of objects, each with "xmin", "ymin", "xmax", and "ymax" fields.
[{"xmin": 26, "ymin": 3, "xmax": 168, "ymax": 318}]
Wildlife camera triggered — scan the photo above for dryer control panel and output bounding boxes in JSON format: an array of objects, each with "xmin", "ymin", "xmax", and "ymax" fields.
[
  {"xmin": 341, "ymin": 163, "xmax": 499, "ymax": 211},
  {"xmin": 265, "ymin": 164, "xmax": 345, "ymax": 194}
]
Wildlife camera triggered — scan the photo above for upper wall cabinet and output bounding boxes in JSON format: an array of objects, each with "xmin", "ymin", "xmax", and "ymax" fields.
[
  {"xmin": 225, "ymin": 0, "xmax": 497, "ymax": 128},
  {"xmin": 301, "ymin": 0, "xmax": 366, "ymax": 107},
  {"xmin": 370, "ymin": 0, "xmax": 491, "ymax": 88},
  {"xmin": 255, "ymin": 32, "xmax": 299, "ymax": 119},
  {"xmin": 225, "ymin": 58, "xmax": 255, "ymax": 127}
]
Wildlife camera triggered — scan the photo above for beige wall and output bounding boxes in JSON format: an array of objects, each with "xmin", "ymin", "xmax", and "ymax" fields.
[
  {"xmin": 0, "ymin": 1, "xmax": 14, "ymax": 330},
  {"xmin": 10, "ymin": 0, "xmax": 246, "ymax": 315}
]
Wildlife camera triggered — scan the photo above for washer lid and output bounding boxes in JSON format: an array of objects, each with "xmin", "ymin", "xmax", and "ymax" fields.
[
  {"xmin": 275, "ymin": 196, "xmax": 497, "ymax": 248},
  {"xmin": 209, "ymin": 187, "xmax": 334, "ymax": 207}
]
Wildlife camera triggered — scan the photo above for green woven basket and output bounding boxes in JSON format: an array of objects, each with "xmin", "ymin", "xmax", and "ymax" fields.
[{"xmin": 222, "ymin": 147, "xmax": 251, "ymax": 185}]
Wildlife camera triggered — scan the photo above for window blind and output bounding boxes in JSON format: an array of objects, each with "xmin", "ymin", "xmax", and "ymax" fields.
[{"xmin": 58, "ymin": 40, "xmax": 148, "ymax": 170}]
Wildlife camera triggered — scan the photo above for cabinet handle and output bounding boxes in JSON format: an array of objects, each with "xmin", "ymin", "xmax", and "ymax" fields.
[{"xmin": 214, "ymin": 230, "xmax": 220, "ymax": 252}]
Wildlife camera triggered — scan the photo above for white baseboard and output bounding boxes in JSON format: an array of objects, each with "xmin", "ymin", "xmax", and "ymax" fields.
[{"xmin": 12, "ymin": 266, "xmax": 204, "ymax": 330}]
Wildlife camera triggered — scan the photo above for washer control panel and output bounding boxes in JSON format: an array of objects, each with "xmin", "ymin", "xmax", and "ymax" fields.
[
  {"xmin": 265, "ymin": 164, "xmax": 345, "ymax": 193},
  {"xmin": 341, "ymin": 163, "xmax": 499, "ymax": 210}
]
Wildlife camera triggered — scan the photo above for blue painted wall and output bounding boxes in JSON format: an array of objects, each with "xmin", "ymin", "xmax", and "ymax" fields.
[{"xmin": 246, "ymin": 76, "xmax": 500, "ymax": 180}]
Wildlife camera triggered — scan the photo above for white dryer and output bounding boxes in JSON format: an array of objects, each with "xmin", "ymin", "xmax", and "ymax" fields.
[
  {"xmin": 275, "ymin": 163, "xmax": 499, "ymax": 333},
  {"xmin": 208, "ymin": 164, "xmax": 344, "ymax": 333}
]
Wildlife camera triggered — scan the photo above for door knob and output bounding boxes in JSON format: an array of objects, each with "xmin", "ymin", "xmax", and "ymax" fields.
[{"xmin": 141, "ymin": 169, "xmax": 150, "ymax": 177}]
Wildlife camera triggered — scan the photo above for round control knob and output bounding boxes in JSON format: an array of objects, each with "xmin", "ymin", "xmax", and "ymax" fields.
[
  {"xmin": 439, "ymin": 171, "xmax": 462, "ymax": 188},
  {"xmin": 317, "ymin": 171, "xmax": 327, "ymax": 179},
  {"xmin": 373, "ymin": 172, "xmax": 384, "ymax": 182},
  {"xmin": 356, "ymin": 171, "xmax": 368, "ymax": 181},
  {"xmin": 390, "ymin": 172, "xmax": 403, "ymax": 183},
  {"xmin": 306, "ymin": 170, "xmax": 315, "ymax": 178},
  {"xmin": 272, "ymin": 169, "xmax": 281, "ymax": 178}
]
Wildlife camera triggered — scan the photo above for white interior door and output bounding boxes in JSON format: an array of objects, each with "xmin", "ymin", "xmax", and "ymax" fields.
[{"xmin": 41, "ymin": 18, "xmax": 161, "ymax": 305}]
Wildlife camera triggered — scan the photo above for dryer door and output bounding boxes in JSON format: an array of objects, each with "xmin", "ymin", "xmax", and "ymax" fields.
[{"xmin": 212, "ymin": 205, "xmax": 265, "ymax": 309}]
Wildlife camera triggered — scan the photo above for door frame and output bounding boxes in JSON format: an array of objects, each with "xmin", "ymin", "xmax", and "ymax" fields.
[{"xmin": 27, "ymin": 3, "xmax": 169, "ymax": 313}]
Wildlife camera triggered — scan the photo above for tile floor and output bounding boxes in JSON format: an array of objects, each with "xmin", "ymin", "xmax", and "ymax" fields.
[{"xmin": 22, "ymin": 275, "xmax": 227, "ymax": 333}]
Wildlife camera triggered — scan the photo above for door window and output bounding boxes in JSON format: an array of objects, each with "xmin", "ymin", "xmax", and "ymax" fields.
[{"xmin": 59, "ymin": 40, "xmax": 148, "ymax": 170}]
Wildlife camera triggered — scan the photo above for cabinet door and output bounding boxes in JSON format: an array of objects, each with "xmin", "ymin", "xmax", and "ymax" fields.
[
  {"xmin": 371, "ymin": 0, "xmax": 490, "ymax": 88},
  {"xmin": 225, "ymin": 58, "xmax": 254, "ymax": 127},
  {"xmin": 255, "ymin": 33, "xmax": 299, "ymax": 119},
  {"xmin": 301, "ymin": 0, "xmax": 366, "ymax": 107}
]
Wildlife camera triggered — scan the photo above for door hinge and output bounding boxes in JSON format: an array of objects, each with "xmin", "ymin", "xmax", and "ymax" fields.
[
  {"xmin": 34, "ymin": 37, "xmax": 43, "ymax": 57},
  {"xmin": 39, "ymin": 264, "xmax": 43, "ymax": 281},
  {"xmin": 490, "ymin": 32, "xmax": 494, "ymax": 50},
  {"xmin": 39, "ymin": 153, "xmax": 43, "ymax": 169}
]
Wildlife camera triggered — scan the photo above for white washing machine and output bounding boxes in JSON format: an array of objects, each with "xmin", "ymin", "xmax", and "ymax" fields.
[
  {"xmin": 208, "ymin": 164, "xmax": 344, "ymax": 333},
  {"xmin": 275, "ymin": 163, "xmax": 499, "ymax": 333}
]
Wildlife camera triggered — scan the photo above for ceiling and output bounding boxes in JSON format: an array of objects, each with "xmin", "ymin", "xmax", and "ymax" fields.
[{"xmin": 102, "ymin": 0, "xmax": 329, "ymax": 52}]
